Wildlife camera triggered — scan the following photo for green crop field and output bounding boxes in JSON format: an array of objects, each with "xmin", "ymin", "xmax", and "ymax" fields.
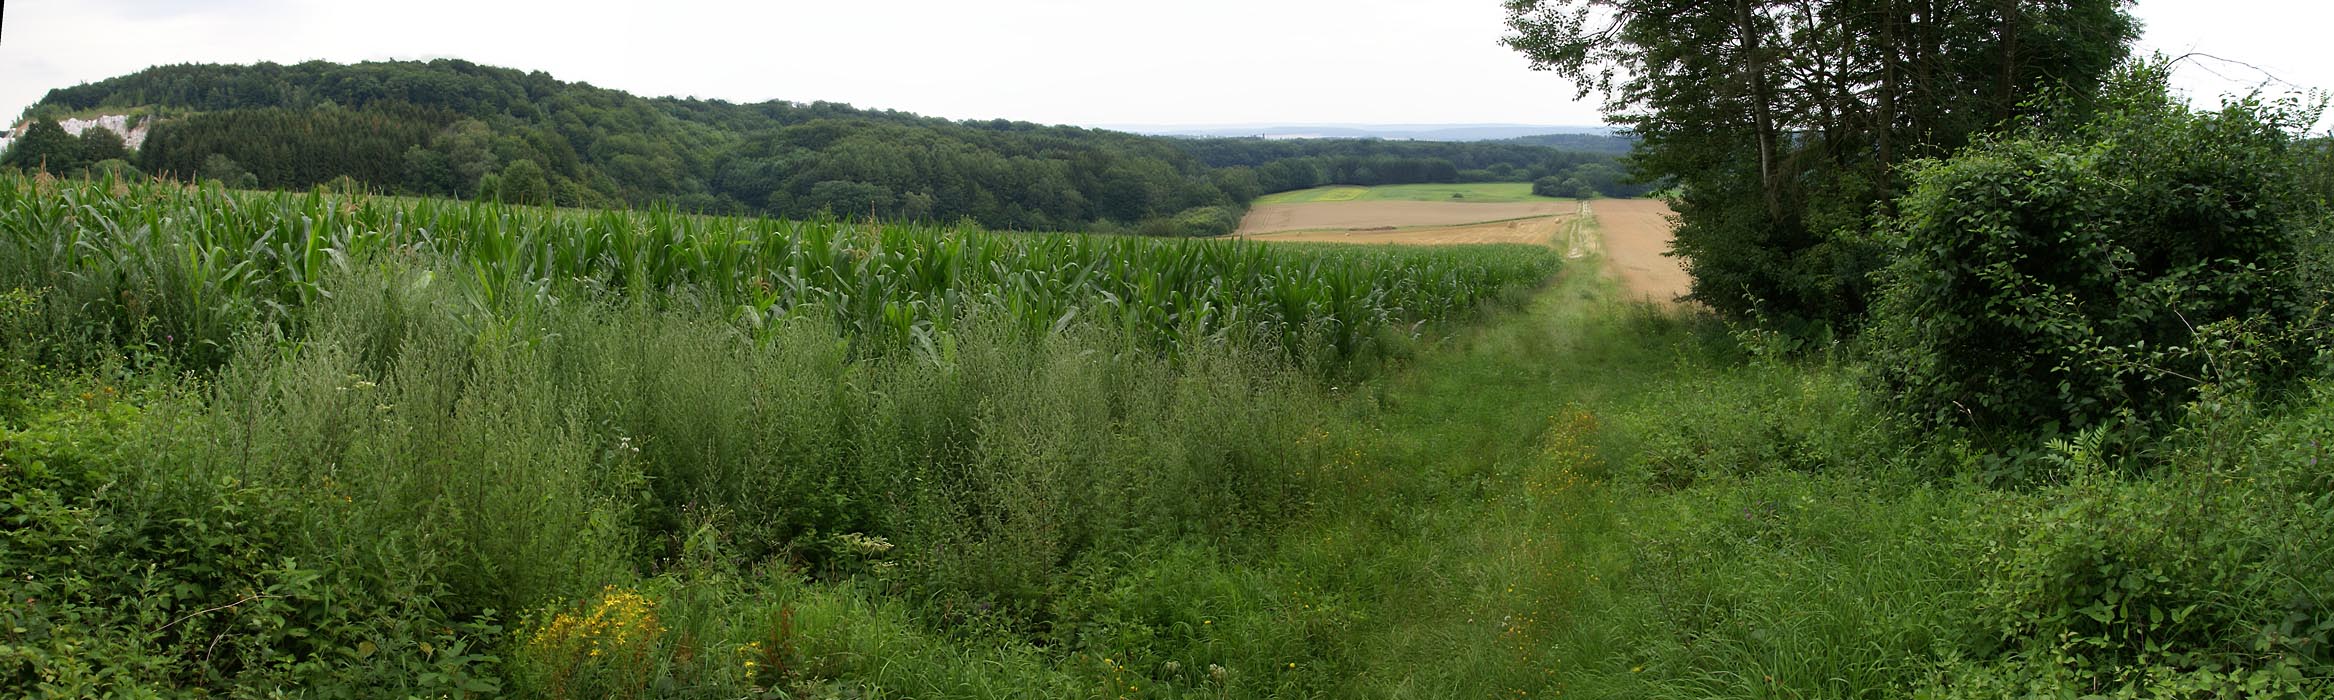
[
  {"xmin": 0, "ymin": 170, "xmax": 1581, "ymax": 696},
  {"xmin": 11, "ymin": 3, "xmax": 2334, "ymax": 697},
  {"xmin": 6, "ymin": 151, "xmax": 2334, "ymax": 697},
  {"xmin": 0, "ymin": 174, "xmax": 1557, "ymax": 370},
  {"xmin": 1254, "ymin": 182, "xmax": 1565, "ymax": 205}
]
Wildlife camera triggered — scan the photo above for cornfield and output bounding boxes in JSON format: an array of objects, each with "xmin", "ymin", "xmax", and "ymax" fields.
[{"xmin": 0, "ymin": 172, "xmax": 1558, "ymax": 366}]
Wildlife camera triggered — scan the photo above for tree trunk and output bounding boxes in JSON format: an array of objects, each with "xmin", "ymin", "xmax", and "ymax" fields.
[
  {"xmin": 1998, "ymin": 0, "xmax": 2021, "ymax": 122},
  {"xmin": 1737, "ymin": 0, "xmax": 1783, "ymax": 220},
  {"xmin": 1876, "ymin": 0, "xmax": 1898, "ymax": 197}
]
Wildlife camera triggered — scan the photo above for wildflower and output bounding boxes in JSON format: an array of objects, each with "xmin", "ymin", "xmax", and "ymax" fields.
[{"xmin": 837, "ymin": 532, "xmax": 894, "ymax": 556}]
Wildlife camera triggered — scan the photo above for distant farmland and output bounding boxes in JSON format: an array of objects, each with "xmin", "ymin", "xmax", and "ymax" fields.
[
  {"xmin": 1255, "ymin": 182, "xmax": 1561, "ymax": 205},
  {"xmin": 1237, "ymin": 183, "xmax": 1575, "ymax": 237}
]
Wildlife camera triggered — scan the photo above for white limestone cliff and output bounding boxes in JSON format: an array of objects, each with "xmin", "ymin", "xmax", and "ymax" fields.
[{"xmin": 3, "ymin": 113, "xmax": 152, "ymax": 153}]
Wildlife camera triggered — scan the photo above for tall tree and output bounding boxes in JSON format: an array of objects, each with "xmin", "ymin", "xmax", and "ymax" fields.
[
  {"xmin": 78, "ymin": 127, "xmax": 129, "ymax": 165},
  {"xmin": 3, "ymin": 119, "xmax": 82, "ymax": 173},
  {"xmin": 499, "ymin": 158, "xmax": 551, "ymax": 205},
  {"xmin": 1503, "ymin": 0, "xmax": 2138, "ymax": 324}
]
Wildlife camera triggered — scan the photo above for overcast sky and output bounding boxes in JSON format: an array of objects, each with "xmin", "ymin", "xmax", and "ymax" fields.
[{"xmin": 1, "ymin": 0, "xmax": 2328, "ymax": 131}]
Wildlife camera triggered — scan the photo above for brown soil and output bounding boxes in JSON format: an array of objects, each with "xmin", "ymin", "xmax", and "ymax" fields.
[
  {"xmin": 1236, "ymin": 197, "xmax": 1693, "ymax": 305},
  {"xmin": 1241, "ymin": 215, "xmax": 1571, "ymax": 247},
  {"xmin": 1235, "ymin": 200, "xmax": 1576, "ymax": 235},
  {"xmin": 1587, "ymin": 199, "xmax": 1690, "ymax": 305}
]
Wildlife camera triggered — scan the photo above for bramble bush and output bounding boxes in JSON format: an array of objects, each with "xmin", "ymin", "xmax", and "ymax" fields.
[{"xmin": 1873, "ymin": 64, "xmax": 2328, "ymax": 448}]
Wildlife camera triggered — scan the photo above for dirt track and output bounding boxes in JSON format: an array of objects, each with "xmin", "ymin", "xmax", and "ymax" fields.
[
  {"xmin": 1587, "ymin": 199, "xmax": 1691, "ymax": 305},
  {"xmin": 1235, "ymin": 200, "xmax": 1576, "ymax": 235}
]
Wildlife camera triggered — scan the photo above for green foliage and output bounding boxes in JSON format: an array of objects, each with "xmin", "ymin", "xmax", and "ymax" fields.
[
  {"xmin": 1259, "ymin": 181, "xmax": 1568, "ymax": 205},
  {"xmin": 1872, "ymin": 67, "xmax": 2326, "ymax": 442},
  {"xmin": 198, "ymin": 153, "xmax": 256, "ymax": 188},
  {"xmin": 75, "ymin": 128, "xmax": 127, "ymax": 165},
  {"xmin": 1920, "ymin": 386, "xmax": 2334, "ymax": 697},
  {"xmin": 89, "ymin": 159, "xmax": 142, "ymax": 180},
  {"xmin": 35, "ymin": 60, "xmax": 1635, "ymax": 235},
  {"xmin": 1506, "ymin": 0, "xmax": 2139, "ymax": 327},
  {"xmin": 799, "ymin": 179, "xmax": 893, "ymax": 218},
  {"xmin": 1172, "ymin": 135, "xmax": 1647, "ymax": 196},
  {"xmin": 40, "ymin": 60, "xmax": 1248, "ymax": 231},
  {"xmin": 497, "ymin": 158, "xmax": 550, "ymax": 205},
  {"xmin": 1, "ymin": 120, "xmax": 80, "ymax": 174},
  {"xmin": 141, "ymin": 104, "xmax": 442, "ymax": 188},
  {"xmin": 1532, "ymin": 162, "xmax": 1635, "ymax": 199},
  {"xmin": 0, "ymin": 289, "xmax": 39, "ymax": 422},
  {"xmin": 1139, "ymin": 204, "xmax": 1243, "ymax": 237},
  {"xmin": 0, "ymin": 172, "xmax": 1556, "ymax": 374},
  {"xmin": 6, "ymin": 174, "xmax": 2334, "ymax": 698},
  {"xmin": 0, "ymin": 382, "xmax": 508, "ymax": 697},
  {"xmin": 0, "ymin": 170, "xmax": 1552, "ymax": 693}
]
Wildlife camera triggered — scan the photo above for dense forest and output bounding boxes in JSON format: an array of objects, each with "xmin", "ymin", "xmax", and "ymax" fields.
[
  {"xmin": 5, "ymin": 60, "xmax": 1643, "ymax": 235},
  {"xmin": 1169, "ymin": 135, "xmax": 1658, "ymax": 198}
]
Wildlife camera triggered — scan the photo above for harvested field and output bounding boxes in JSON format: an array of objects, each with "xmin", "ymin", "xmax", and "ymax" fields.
[
  {"xmin": 1589, "ymin": 198, "xmax": 1690, "ymax": 304},
  {"xmin": 1255, "ymin": 182, "xmax": 1556, "ymax": 205},
  {"xmin": 1243, "ymin": 214, "xmax": 1572, "ymax": 246},
  {"xmin": 1236, "ymin": 200, "xmax": 1576, "ymax": 234}
]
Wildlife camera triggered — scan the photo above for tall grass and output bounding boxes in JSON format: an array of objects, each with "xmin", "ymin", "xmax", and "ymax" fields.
[{"xmin": 0, "ymin": 171, "xmax": 1563, "ymax": 696}]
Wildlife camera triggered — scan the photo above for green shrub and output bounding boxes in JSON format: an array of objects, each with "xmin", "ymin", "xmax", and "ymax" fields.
[
  {"xmin": 0, "ymin": 382, "xmax": 505, "ymax": 697},
  {"xmin": 0, "ymin": 288, "xmax": 39, "ymax": 422},
  {"xmin": 90, "ymin": 159, "xmax": 142, "ymax": 180},
  {"xmin": 1872, "ymin": 65, "xmax": 2326, "ymax": 445},
  {"xmin": 1138, "ymin": 204, "xmax": 1244, "ymax": 237},
  {"xmin": 1925, "ymin": 385, "xmax": 2334, "ymax": 697}
]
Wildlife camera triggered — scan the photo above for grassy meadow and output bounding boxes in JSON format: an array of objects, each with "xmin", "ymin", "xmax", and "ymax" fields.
[
  {"xmin": 1253, "ymin": 183, "xmax": 1562, "ymax": 205},
  {"xmin": 5, "ymin": 171, "xmax": 2332, "ymax": 698}
]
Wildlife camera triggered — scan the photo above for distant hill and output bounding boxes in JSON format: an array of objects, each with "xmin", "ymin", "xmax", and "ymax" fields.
[
  {"xmin": 8, "ymin": 60, "xmax": 1643, "ymax": 234},
  {"xmin": 1488, "ymin": 133, "xmax": 1638, "ymax": 156},
  {"xmin": 1113, "ymin": 123, "xmax": 1619, "ymax": 143}
]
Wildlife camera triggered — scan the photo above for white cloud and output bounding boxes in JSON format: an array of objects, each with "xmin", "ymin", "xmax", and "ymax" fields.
[
  {"xmin": 2134, "ymin": 0, "xmax": 2334, "ymax": 130},
  {"xmin": 1, "ymin": 0, "xmax": 1604, "ymax": 126},
  {"xmin": 2, "ymin": 0, "xmax": 2327, "ymax": 131}
]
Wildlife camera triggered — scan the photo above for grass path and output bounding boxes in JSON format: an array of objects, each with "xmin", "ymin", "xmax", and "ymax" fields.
[
  {"xmin": 1250, "ymin": 252, "xmax": 1737, "ymax": 696},
  {"xmin": 1234, "ymin": 218, "xmax": 1959, "ymax": 697}
]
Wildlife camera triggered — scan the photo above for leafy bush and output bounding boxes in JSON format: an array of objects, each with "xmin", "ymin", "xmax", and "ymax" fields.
[
  {"xmin": 1872, "ymin": 65, "xmax": 2326, "ymax": 444},
  {"xmin": 0, "ymin": 382, "xmax": 505, "ymax": 697},
  {"xmin": 1925, "ymin": 386, "xmax": 2334, "ymax": 696},
  {"xmin": 1138, "ymin": 204, "xmax": 1244, "ymax": 237},
  {"xmin": 0, "ymin": 288, "xmax": 39, "ymax": 422}
]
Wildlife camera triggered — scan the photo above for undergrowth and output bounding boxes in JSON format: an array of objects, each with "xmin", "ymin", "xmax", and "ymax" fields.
[{"xmin": 5, "ymin": 202, "xmax": 2331, "ymax": 697}]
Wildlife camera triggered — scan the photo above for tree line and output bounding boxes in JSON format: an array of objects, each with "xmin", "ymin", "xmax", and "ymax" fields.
[
  {"xmin": 8, "ymin": 60, "xmax": 1650, "ymax": 235},
  {"xmin": 1170, "ymin": 135, "xmax": 1659, "ymax": 199}
]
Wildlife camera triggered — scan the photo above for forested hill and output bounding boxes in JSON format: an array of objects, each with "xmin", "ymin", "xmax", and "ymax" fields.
[{"xmin": 12, "ymin": 59, "xmax": 1638, "ymax": 235}]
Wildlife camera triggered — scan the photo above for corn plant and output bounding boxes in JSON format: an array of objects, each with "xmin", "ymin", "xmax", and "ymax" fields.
[{"xmin": 0, "ymin": 172, "xmax": 1559, "ymax": 368}]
